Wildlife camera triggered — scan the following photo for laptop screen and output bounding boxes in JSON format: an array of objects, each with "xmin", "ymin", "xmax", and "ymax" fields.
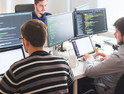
[
  {"xmin": 0, "ymin": 46, "xmax": 25, "ymax": 74},
  {"xmin": 72, "ymin": 36, "xmax": 95, "ymax": 57}
]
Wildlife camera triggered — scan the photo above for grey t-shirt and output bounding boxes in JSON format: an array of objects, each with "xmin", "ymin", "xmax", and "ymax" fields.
[{"xmin": 83, "ymin": 45, "xmax": 124, "ymax": 94}]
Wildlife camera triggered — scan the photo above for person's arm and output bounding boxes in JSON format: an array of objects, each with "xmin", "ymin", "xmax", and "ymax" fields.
[
  {"xmin": 83, "ymin": 52, "xmax": 109, "ymax": 61},
  {"xmin": 83, "ymin": 53, "xmax": 122, "ymax": 78},
  {"xmin": 0, "ymin": 70, "xmax": 17, "ymax": 93},
  {"xmin": 94, "ymin": 52, "xmax": 109, "ymax": 61},
  {"xmin": 83, "ymin": 54, "xmax": 95, "ymax": 61},
  {"xmin": 67, "ymin": 66, "xmax": 74, "ymax": 86},
  {"xmin": 46, "ymin": 12, "xmax": 52, "ymax": 16}
]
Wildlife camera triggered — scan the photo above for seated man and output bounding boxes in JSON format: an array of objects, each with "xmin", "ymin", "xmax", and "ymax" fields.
[
  {"xmin": 82, "ymin": 17, "xmax": 124, "ymax": 94},
  {"xmin": 32, "ymin": 0, "xmax": 51, "ymax": 24},
  {"xmin": 0, "ymin": 19, "xmax": 74, "ymax": 94}
]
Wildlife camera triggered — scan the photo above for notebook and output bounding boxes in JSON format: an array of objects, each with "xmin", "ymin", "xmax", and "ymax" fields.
[
  {"xmin": 0, "ymin": 46, "xmax": 25, "ymax": 75},
  {"xmin": 72, "ymin": 36, "xmax": 95, "ymax": 58}
]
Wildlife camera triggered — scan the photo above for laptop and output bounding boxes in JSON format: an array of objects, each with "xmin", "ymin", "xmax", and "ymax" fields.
[
  {"xmin": 0, "ymin": 46, "xmax": 25, "ymax": 75},
  {"xmin": 72, "ymin": 36, "xmax": 95, "ymax": 60}
]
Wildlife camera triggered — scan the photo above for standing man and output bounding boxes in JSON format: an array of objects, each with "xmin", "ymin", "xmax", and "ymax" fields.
[
  {"xmin": 0, "ymin": 19, "xmax": 74, "ymax": 94},
  {"xmin": 81, "ymin": 17, "xmax": 124, "ymax": 94},
  {"xmin": 32, "ymin": 0, "xmax": 51, "ymax": 24}
]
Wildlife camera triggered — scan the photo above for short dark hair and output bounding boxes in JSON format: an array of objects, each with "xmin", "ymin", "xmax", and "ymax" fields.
[
  {"xmin": 21, "ymin": 19, "xmax": 47, "ymax": 47},
  {"xmin": 114, "ymin": 17, "xmax": 124, "ymax": 36},
  {"xmin": 34, "ymin": 0, "xmax": 47, "ymax": 4}
]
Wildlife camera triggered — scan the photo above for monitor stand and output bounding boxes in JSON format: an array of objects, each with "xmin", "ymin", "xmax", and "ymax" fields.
[
  {"xmin": 53, "ymin": 45, "xmax": 59, "ymax": 56},
  {"xmin": 60, "ymin": 43, "xmax": 66, "ymax": 52},
  {"xmin": 52, "ymin": 43, "xmax": 66, "ymax": 56}
]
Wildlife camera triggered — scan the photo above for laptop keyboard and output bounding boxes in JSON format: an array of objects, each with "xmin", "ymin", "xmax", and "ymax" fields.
[{"xmin": 77, "ymin": 53, "xmax": 102, "ymax": 62}]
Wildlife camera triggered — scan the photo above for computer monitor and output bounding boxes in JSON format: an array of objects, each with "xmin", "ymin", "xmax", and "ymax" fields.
[
  {"xmin": 0, "ymin": 46, "xmax": 25, "ymax": 75},
  {"xmin": 0, "ymin": 12, "xmax": 32, "ymax": 49},
  {"xmin": 74, "ymin": 8, "xmax": 108, "ymax": 37},
  {"xmin": 46, "ymin": 12, "xmax": 74, "ymax": 47}
]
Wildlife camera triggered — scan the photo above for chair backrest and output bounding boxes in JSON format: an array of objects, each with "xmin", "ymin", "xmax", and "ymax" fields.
[
  {"xmin": 83, "ymin": 73, "xmax": 124, "ymax": 94},
  {"xmin": 15, "ymin": 4, "xmax": 34, "ymax": 13},
  {"xmin": 83, "ymin": 89, "xmax": 96, "ymax": 94},
  {"xmin": 114, "ymin": 73, "xmax": 124, "ymax": 94}
]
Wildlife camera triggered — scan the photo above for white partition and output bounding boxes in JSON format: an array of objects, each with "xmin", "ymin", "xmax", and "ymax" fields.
[
  {"xmin": 71, "ymin": 0, "xmax": 97, "ymax": 11},
  {"xmin": 47, "ymin": 0, "xmax": 69, "ymax": 14},
  {"xmin": 0, "ymin": 0, "xmax": 7, "ymax": 13},
  {"xmin": 0, "ymin": 0, "xmax": 34, "ymax": 13},
  {"xmin": 0, "ymin": 0, "xmax": 98, "ymax": 14}
]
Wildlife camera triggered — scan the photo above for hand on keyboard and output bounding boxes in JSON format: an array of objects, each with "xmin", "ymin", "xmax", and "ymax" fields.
[
  {"xmin": 82, "ymin": 54, "xmax": 95, "ymax": 61},
  {"xmin": 94, "ymin": 56, "xmax": 103, "ymax": 61},
  {"xmin": 82, "ymin": 54, "xmax": 103, "ymax": 61},
  {"xmin": 94, "ymin": 52, "xmax": 107, "ymax": 61}
]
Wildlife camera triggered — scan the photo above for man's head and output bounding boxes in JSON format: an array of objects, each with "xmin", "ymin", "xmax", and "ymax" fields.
[
  {"xmin": 114, "ymin": 17, "xmax": 124, "ymax": 45},
  {"xmin": 34, "ymin": 0, "xmax": 48, "ymax": 15},
  {"xmin": 21, "ymin": 19, "xmax": 47, "ymax": 53}
]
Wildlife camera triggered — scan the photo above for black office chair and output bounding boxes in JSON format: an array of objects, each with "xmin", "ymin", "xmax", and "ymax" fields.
[
  {"xmin": 114, "ymin": 73, "xmax": 124, "ymax": 94},
  {"xmin": 83, "ymin": 89, "xmax": 96, "ymax": 94},
  {"xmin": 84, "ymin": 73, "xmax": 124, "ymax": 94},
  {"xmin": 15, "ymin": 4, "xmax": 34, "ymax": 13}
]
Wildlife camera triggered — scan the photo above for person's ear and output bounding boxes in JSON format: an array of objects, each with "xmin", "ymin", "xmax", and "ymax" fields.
[
  {"xmin": 34, "ymin": 3, "xmax": 36, "ymax": 8},
  {"xmin": 23, "ymin": 38, "xmax": 30, "ymax": 47}
]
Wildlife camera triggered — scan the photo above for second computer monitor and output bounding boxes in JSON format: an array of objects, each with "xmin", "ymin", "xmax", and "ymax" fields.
[
  {"xmin": 74, "ymin": 8, "xmax": 108, "ymax": 37},
  {"xmin": 46, "ymin": 12, "xmax": 74, "ymax": 47},
  {"xmin": 0, "ymin": 12, "xmax": 32, "ymax": 49}
]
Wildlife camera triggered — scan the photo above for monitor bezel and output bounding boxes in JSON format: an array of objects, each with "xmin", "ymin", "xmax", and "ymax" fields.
[
  {"xmin": 46, "ymin": 12, "xmax": 75, "ymax": 47},
  {"xmin": 0, "ymin": 12, "xmax": 32, "ymax": 18},
  {"xmin": 0, "ymin": 12, "xmax": 32, "ymax": 49},
  {"xmin": 0, "ymin": 45, "xmax": 25, "ymax": 75},
  {"xmin": 71, "ymin": 35, "xmax": 95, "ymax": 58},
  {"xmin": 74, "ymin": 8, "xmax": 108, "ymax": 37},
  {"xmin": 0, "ymin": 45, "xmax": 25, "ymax": 58}
]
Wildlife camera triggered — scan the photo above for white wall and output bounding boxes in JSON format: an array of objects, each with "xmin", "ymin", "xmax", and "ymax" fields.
[
  {"xmin": 47, "ymin": 0, "xmax": 69, "ymax": 14},
  {"xmin": 0, "ymin": 0, "xmax": 98, "ymax": 14},
  {"xmin": 47, "ymin": 0, "xmax": 97, "ymax": 14},
  {"xmin": 0, "ymin": 0, "xmax": 34, "ymax": 13},
  {"xmin": 0, "ymin": 0, "xmax": 70, "ymax": 14},
  {"xmin": 0, "ymin": 0, "xmax": 7, "ymax": 13},
  {"xmin": 71, "ymin": 0, "xmax": 97, "ymax": 11},
  {"xmin": 97, "ymin": 0, "xmax": 124, "ymax": 31},
  {"xmin": 0, "ymin": 1, "xmax": 2, "ymax": 13}
]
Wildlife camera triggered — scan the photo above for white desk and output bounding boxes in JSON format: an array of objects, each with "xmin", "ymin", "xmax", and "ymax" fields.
[
  {"xmin": 72, "ymin": 62, "xmax": 85, "ymax": 94},
  {"xmin": 0, "ymin": 35, "xmax": 115, "ymax": 94},
  {"xmin": 45, "ymin": 42, "xmax": 86, "ymax": 94},
  {"xmin": 50, "ymin": 35, "xmax": 114, "ymax": 94}
]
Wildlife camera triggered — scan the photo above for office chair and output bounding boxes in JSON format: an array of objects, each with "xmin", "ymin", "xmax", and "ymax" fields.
[
  {"xmin": 83, "ymin": 89, "xmax": 96, "ymax": 94},
  {"xmin": 84, "ymin": 73, "xmax": 124, "ymax": 94},
  {"xmin": 114, "ymin": 73, "xmax": 124, "ymax": 94},
  {"xmin": 15, "ymin": 4, "xmax": 34, "ymax": 13}
]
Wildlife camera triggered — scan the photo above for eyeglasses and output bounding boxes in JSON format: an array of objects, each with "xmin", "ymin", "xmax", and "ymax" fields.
[{"xmin": 19, "ymin": 37, "xmax": 24, "ymax": 40}]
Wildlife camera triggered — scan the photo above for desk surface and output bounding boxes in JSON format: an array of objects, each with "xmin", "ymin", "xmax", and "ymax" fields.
[
  {"xmin": 72, "ymin": 62, "xmax": 85, "ymax": 80},
  {"xmin": 0, "ymin": 35, "xmax": 114, "ymax": 79},
  {"xmin": 44, "ymin": 35, "xmax": 115, "ymax": 79},
  {"xmin": 0, "ymin": 35, "xmax": 115, "ymax": 94}
]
